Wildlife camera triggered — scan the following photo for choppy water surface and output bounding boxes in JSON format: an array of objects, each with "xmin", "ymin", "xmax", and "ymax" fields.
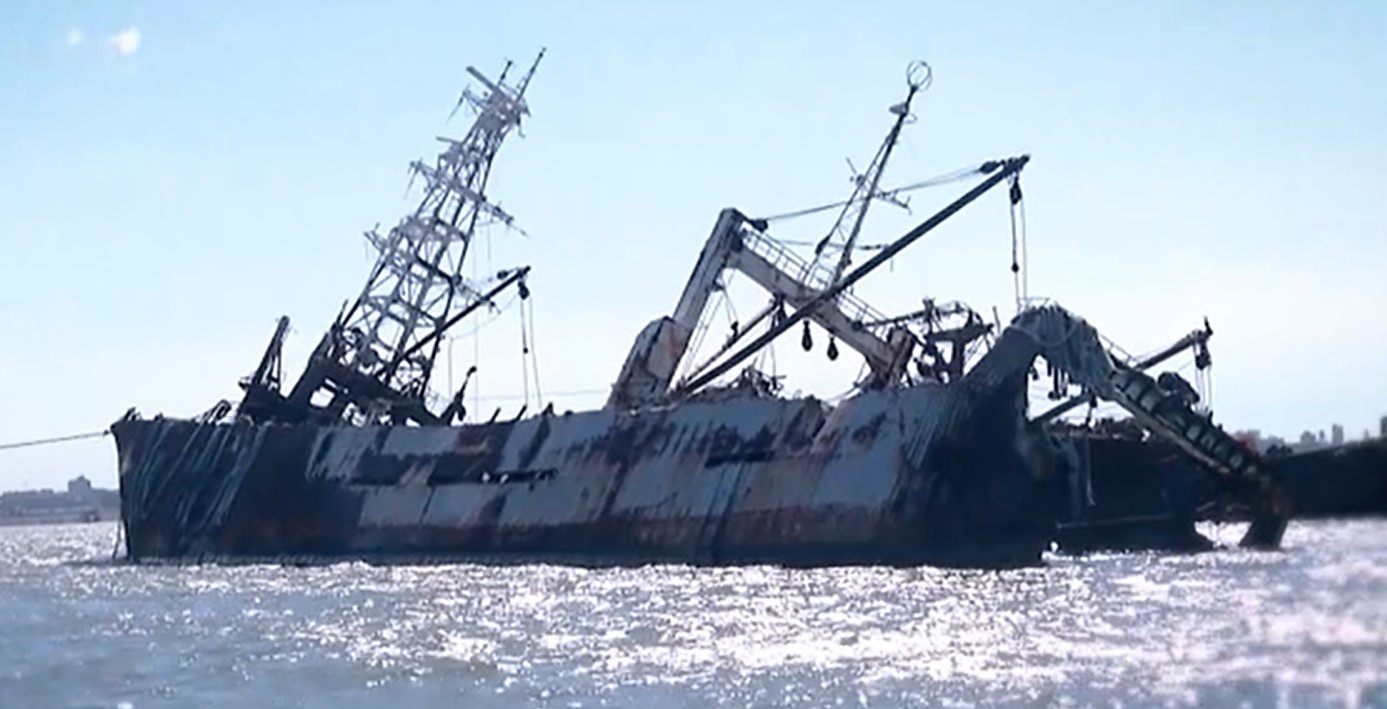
[{"xmin": 1, "ymin": 521, "xmax": 1385, "ymax": 708}]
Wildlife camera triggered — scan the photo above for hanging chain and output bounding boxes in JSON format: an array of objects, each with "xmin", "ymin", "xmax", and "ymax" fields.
[{"xmin": 1008, "ymin": 174, "xmax": 1026, "ymax": 315}]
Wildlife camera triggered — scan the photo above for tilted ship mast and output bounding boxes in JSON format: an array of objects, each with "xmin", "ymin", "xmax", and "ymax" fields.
[
  {"xmin": 805, "ymin": 60, "xmax": 930, "ymax": 291},
  {"xmin": 792, "ymin": 59, "xmax": 992, "ymax": 389},
  {"xmin": 233, "ymin": 50, "xmax": 546, "ymax": 427}
]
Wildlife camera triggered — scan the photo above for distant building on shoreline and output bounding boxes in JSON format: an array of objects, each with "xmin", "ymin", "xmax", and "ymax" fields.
[
  {"xmin": 0, "ymin": 476, "xmax": 120, "ymax": 527},
  {"xmin": 1236, "ymin": 413, "xmax": 1387, "ymax": 455}
]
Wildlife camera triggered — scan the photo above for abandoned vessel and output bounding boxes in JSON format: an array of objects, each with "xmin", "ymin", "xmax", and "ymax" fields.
[{"xmin": 111, "ymin": 54, "xmax": 1289, "ymax": 568}]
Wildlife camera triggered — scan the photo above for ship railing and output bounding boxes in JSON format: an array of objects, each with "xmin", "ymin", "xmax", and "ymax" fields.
[{"xmin": 738, "ymin": 227, "xmax": 893, "ymax": 333}]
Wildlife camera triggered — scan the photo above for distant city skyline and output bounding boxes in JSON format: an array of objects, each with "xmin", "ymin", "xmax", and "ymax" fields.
[{"xmin": 1236, "ymin": 415, "xmax": 1387, "ymax": 455}]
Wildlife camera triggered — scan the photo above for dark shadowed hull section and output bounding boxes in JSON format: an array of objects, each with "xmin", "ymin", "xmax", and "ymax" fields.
[
  {"xmin": 1050, "ymin": 435, "xmax": 1217, "ymax": 554},
  {"xmin": 1271, "ymin": 440, "xmax": 1387, "ymax": 518},
  {"xmin": 113, "ymin": 381, "xmax": 1059, "ymax": 569}
]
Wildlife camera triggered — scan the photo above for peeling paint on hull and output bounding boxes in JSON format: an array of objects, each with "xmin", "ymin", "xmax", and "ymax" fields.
[{"xmin": 113, "ymin": 380, "xmax": 1058, "ymax": 569}]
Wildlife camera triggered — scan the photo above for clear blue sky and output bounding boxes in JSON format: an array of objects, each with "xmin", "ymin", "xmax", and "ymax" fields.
[{"xmin": 2, "ymin": 0, "xmax": 1384, "ymax": 491}]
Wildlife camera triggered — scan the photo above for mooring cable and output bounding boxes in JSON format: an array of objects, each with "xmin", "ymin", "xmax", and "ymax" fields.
[{"xmin": 0, "ymin": 430, "xmax": 110, "ymax": 453}]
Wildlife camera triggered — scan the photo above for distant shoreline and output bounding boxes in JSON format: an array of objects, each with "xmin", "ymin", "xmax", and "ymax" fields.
[
  {"xmin": 0, "ymin": 475, "xmax": 120, "ymax": 528},
  {"xmin": 0, "ymin": 509, "xmax": 119, "ymax": 527}
]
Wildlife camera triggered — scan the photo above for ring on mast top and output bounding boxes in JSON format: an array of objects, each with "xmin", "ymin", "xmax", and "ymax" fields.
[{"xmin": 906, "ymin": 60, "xmax": 933, "ymax": 91}]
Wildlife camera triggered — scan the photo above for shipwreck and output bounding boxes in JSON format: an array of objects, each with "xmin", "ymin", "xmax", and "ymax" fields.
[{"xmin": 111, "ymin": 53, "xmax": 1289, "ymax": 568}]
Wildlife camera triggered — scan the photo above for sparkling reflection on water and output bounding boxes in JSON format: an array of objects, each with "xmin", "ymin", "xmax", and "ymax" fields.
[{"xmin": 1, "ymin": 521, "xmax": 1385, "ymax": 708}]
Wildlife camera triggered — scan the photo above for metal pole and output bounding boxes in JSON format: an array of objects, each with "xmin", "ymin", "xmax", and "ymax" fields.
[{"xmin": 397, "ymin": 266, "xmax": 531, "ymax": 363}]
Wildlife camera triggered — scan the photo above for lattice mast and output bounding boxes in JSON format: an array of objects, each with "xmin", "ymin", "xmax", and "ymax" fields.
[
  {"xmin": 808, "ymin": 61, "xmax": 932, "ymax": 290},
  {"xmin": 282, "ymin": 49, "xmax": 544, "ymax": 425}
]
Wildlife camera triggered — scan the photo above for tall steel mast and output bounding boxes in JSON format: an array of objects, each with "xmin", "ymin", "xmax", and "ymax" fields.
[
  {"xmin": 805, "ymin": 60, "xmax": 932, "ymax": 291},
  {"xmin": 239, "ymin": 49, "xmax": 545, "ymax": 426}
]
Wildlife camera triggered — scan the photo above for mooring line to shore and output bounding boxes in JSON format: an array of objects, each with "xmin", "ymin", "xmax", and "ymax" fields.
[{"xmin": 0, "ymin": 430, "xmax": 110, "ymax": 452}]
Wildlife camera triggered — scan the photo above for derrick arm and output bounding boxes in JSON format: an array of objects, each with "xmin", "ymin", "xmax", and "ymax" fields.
[
  {"xmin": 966, "ymin": 304, "xmax": 1289, "ymax": 549},
  {"xmin": 723, "ymin": 222, "xmax": 911, "ymax": 380},
  {"xmin": 606, "ymin": 208, "xmax": 914, "ymax": 409},
  {"xmin": 606, "ymin": 208, "xmax": 746, "ymax": 409}
]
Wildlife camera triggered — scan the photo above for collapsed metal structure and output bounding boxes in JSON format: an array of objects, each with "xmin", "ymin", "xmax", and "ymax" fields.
[
  {"xmin": 234, "ymin": 52, "xmax": 543, "ymax": 428},
  {"xmin": 111, "ymin": 55, "xmax": 1288, "ymax": 567}
]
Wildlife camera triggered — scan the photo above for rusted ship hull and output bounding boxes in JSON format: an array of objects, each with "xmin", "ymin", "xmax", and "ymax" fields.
[{"xmin": 113, "ymin": 378, "xmax": 1060, "ymax": 568}]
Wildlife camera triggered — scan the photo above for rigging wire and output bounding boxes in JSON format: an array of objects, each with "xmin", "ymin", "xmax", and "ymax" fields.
[
  {"xmin": 526, "ymin": 297, "xmax": 545, "ymax": 408},
  {"xmin": 775, "ymin": 165, "xmax": 1028, "ymax": 263},
  {"xmin": 449, "ymin": 293, "xmax": 522, "ymax": 340},
  {"xmin": 825, "ymin": 361, "xmax": 874, "ymax": 405},
  {"xmin": 471, "ymin": 245, "xmax": 483, "ymax": 418},
  {"xmin": 773, "ymin": 238, "xmax": 894, "ymax": 252},
  {"xmin": 767, "ymin": 332, "xmax": 778, "ymax": 382},
  {"xmin": 678, "ymin": 274, "xmax": 740, "ymax": 386},
  {"xmin": 1008, "ymin": 175, "xmax": 1025, "ymax": 315},
  {"xmin": 0, "ymin": 430, "xmax": 110, "ymax": 453},
  {"xmin": 754, "ymin": 163, "xmax": 989, "ymax": 225},
  {"xmin": 428, "ymin": 287, "xmax": 526, "ymax": 412},
  {"xmin": 463, "ymin": 387, "xmax": 604, "ymax": 402},
  {"xmin": 723, "ymin": 293, "xmax": 741, "ymax": 338},
  {"xmin": 678, "ymin": 274, "xmax": 735, "ymax": 385},
  {"xmin": 519, "ymin": 298, "xmax": 531, "ymax": 408},
  {"xmin": 719, "ymin": 292, "xmax": 747, "ymax": 375},
  {"xmin": 679, "ymin": 304, "xmax": 713, "ymax": 385},
  {"xmin": 1018, "ymin": 186, "xmax": 1031, "ymax": 307}
]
